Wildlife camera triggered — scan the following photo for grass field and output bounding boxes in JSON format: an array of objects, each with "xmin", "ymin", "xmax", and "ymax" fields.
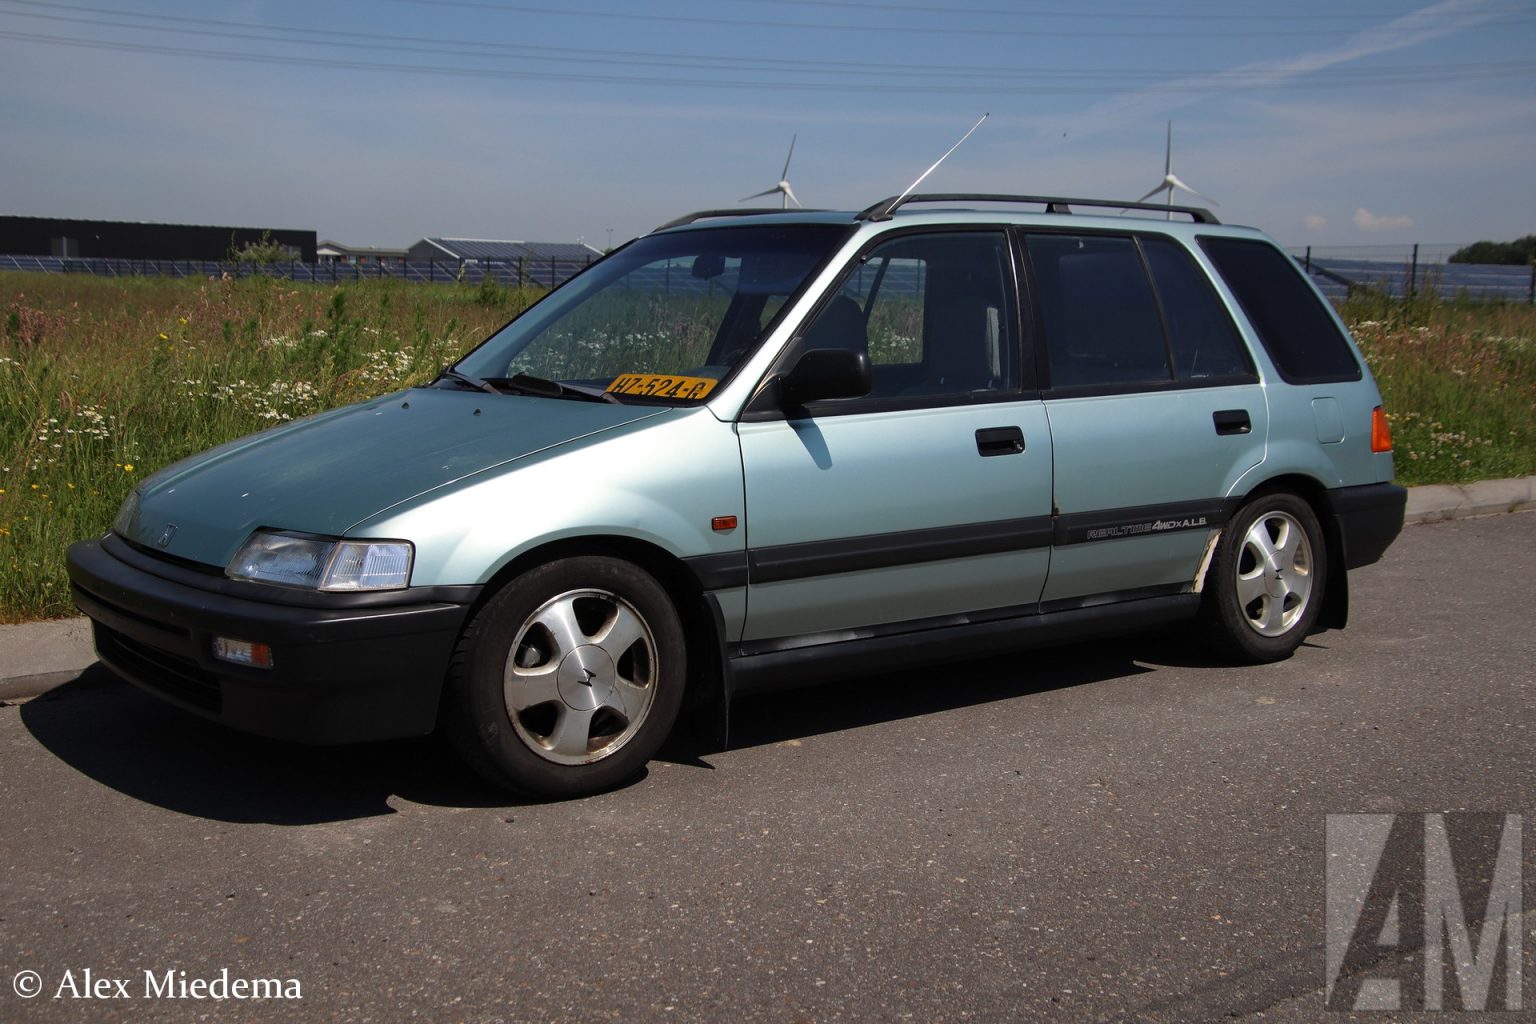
[
  {"xmin": 2, "ymin": 272, "xmax": 1533, "ymax": 621},
  {"xmin": 1341, "ymin": 292, "xmax": 1536, "ymax": 485}
]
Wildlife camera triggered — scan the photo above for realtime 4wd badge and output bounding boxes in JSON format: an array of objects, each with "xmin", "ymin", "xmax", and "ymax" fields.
[{"xmin": 606, "ymin": 373, "xmax": 717, "ymax": 400}]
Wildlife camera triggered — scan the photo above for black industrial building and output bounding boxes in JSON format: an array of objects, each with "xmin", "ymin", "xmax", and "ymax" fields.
[{"xmin": 0, "ymin": 216, "xmax": 317, "ymax": 262}]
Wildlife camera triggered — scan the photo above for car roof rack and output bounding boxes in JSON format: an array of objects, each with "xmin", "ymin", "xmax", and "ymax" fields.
[
  {"xmin": 654, "ymin": 208, "xmax": 832, "ymax": 231},
  {"xmin": 855, "ymin": 193, "xmax": 1220, "ymax": 225}
]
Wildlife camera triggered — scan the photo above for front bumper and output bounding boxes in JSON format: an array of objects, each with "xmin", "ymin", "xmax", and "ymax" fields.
[{"xmin": 66, "ymin": 535, "xmax": 479, "ymax": 744}]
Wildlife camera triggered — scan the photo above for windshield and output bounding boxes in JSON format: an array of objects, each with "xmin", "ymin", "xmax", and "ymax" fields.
[{"xmin": 453, "ymin": 224, "xmax": 849, "ymax": 402}]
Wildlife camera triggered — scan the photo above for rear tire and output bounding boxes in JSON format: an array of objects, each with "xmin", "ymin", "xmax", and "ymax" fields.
[
  {"xmin": 1202, "ymin": 492, "xmax": 1326, "ymax": 663},
  {"xmin": 443, "ymin": 556, "xmax": 686, "ymax": 798}
]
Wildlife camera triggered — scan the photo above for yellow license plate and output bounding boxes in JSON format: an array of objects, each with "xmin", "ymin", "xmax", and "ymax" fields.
[{"xmin": 605, "ymin": 373, "xmax": 718, "ymax": 401}]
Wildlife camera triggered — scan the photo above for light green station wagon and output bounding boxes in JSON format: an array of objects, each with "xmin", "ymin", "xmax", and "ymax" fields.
[{"xmin": 67, "ymin": 194, "xmax": 1406, "ymax": 797}]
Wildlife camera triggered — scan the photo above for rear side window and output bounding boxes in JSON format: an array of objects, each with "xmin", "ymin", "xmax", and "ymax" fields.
[
  {"xmin": 1199, "ymin": 237, "xmax": 1362, "ymax": 384},
  {"xmin": 1026, "ymin": 235, "xmax": 1171, "ymax": 389}
]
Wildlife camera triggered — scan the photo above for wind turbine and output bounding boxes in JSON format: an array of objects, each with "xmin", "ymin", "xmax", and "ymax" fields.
[
  {"xmin": 1136, "ymin": 121, "xmax": 1218, "ymax": 218},
  {"xmin": 740, "ymin": 135, "xmax": 801, "ymax": 209}
]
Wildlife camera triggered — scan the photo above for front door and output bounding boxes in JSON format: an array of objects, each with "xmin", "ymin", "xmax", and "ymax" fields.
[{"xmin": 738, "ymin": 230, "xmax": 1054, "ymax": 643}]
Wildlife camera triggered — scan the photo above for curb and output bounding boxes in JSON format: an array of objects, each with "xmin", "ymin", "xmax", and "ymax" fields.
[
  {"xmin": 0, "ymin": 670, "xmax": 88, "ymax": 703},
  {"xmin": 0, "ymin": 617, "xmax": 97, "ymax": 702},
  {"xmin": 2, "ymin": 475, "xmax": 1533, "ymax": 703},
  {"xmin": 1403, "ymin": 475, "xmax": 1536, "ymax": 524}
]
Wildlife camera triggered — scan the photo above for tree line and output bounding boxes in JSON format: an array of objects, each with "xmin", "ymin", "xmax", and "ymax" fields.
[{"xmin": 1449, "ymin": 236, "xmax": 1536, "ymax": 265}]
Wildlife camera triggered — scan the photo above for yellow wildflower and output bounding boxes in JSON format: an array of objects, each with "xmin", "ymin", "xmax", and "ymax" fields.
[
  {"xmin": 159, "ymin": 333, "xmax": 169, "ymax": 340},
  {"xmin": 124, "ymin": 463, "xmax": 135, "ymax": 472}
]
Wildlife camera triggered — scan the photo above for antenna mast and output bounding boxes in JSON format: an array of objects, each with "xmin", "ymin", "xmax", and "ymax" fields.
[{"xmin": 869, "ymin": 113, "xmax": 989, "ymax": 221}]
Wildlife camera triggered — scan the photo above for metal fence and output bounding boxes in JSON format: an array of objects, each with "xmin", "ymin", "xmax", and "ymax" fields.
[
  {"xmin": 0, "ymin": 254, "xmax": 598, "ymax": 289},
  {"xmin": 1288, "ymin": 244, "xmax": 1535, "ymax": 303},
  {"xmin": 5, "ymin": 247, "xmax": 1532, "ymax": 305}
]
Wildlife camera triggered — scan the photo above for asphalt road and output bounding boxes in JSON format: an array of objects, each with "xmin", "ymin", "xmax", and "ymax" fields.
[{"xmin": 1, "ymin": 514, "xmax": 1532, "ymax": 1023}]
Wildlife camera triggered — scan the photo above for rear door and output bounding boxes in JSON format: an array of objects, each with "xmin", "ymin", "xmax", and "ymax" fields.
[
  {"xmin": 737, "ymin": 229, "xmax": 1054, "ymax": 644},
  {"xmin": 1022, "ymin": 231, "xmax": 1268, "ymax": 606}
]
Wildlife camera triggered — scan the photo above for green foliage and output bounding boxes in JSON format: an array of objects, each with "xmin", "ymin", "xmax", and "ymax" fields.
[
  {"xmin": 1448, "ymin": 236, "xmax": 1536, "ymax": 266},
  {"xmin": 1341, "ymin": 296, "xmax": 1536, "ymax": 486},
  {"xmin": 465, "ymin": 272, "xmax": 543, "ymax": 315},
  {"xmin": 0, "ymin": 273, "xmax": 524, "ymax": 621},
  {"xmin": 474, "ymin": 271, "xmax": 508, "ymax": 308},
  {"xmin": 230, "ymin": 230, "xmax": 298, "ymax": 265}
]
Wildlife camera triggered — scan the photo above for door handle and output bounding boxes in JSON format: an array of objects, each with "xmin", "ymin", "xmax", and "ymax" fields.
[
  {"xmin": 976, "ymin": 426, "xmax": 1025, "ymax": 457},
  {"xmin": 1213, "ymin": 409, "xmax": 1252, "ymax": 436}
]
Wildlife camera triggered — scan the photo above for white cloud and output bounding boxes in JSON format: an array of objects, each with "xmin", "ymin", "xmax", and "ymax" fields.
[
  {"xmin": 1040, "ymin": 0, "xmax": 1505, "ymax": 139},
  {"xmin": 1353, "ymin": 208, "xmax": 1416, "ymax": 232},
  {"xmin": 1304, "ymin": 214, "xmax": 1329, "ymax": 230}
]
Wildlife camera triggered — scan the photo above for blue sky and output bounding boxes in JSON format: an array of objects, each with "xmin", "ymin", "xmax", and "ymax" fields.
[{"xmin": 1, "ymin": 0, "xmax": 1532, "ymax": 250}]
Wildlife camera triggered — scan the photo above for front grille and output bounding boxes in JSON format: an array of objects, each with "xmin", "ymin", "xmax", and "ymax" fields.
[
  {"xmin": 98, "ymin": 624, "xmax": 223, "ymax": 713},
  {"xmin": 117, "ymin": 533, "xmax": 225, "ymax": 577}
]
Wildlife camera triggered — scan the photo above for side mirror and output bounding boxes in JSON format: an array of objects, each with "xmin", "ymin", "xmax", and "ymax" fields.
[{"xmin": 780, "ymin": 347, "xmax": 872, "ymax": 407}]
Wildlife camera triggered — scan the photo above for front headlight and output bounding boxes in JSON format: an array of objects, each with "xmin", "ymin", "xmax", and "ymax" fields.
[{"xmin": 228, "ymin": 530, "xmax": 413, "ymax": 592}]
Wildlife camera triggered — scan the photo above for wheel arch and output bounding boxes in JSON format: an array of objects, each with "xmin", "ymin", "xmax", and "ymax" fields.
[{"xmin": 457, "ymin": 534, "xmax": 731, "ymax": 745}]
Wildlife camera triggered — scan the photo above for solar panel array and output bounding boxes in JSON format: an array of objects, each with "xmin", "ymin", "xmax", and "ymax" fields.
[
  {"xmin": 1286, "ymin": 244, "xmax": 1536, "ymax": 301},
  {"xmin": 1, "ymin": 252, "xmax": 1529, "ymax": 304},
  {"xmin": 0, "ymin": 253, "xmax": 598, "ymax": 287},
  {"xmin": 423, "ymin": 239, "xmax": 601, "ymax": 262},
  {"xmin": 1296, "ymin": 256, "xmax": 1534, "ymax": 301}
]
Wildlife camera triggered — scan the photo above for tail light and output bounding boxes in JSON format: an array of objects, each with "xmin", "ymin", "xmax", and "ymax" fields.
[{"xmin": 1370, "ymin": 406, "xmax": 1393, "ymax": 453}]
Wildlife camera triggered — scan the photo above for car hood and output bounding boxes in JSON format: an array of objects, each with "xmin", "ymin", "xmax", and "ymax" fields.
[{"xmin": 119, "ymin": 388, "xmax": 672, "ymax": 568}]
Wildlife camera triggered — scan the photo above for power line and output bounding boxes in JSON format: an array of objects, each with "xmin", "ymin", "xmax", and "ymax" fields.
[
  {"xmin": 750, "ymin": 0, "xmax": 1536, "ymax": 22},
  {"xmin": 1, "ymin": 1, "xmax": 1530, "ymax": 87},
  {"xmin": 2, "ymin": 26, "xmax": 1531, "ymax": 93},
  {"xmin": 364, "ymin": 0, "xmax": 1531, "ymax": 39}
]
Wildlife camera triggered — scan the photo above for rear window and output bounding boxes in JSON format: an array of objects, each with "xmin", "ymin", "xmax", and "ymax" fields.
[{"xmin": 1199, "ymin": 237, "xmax": 1362, "ymax": 384}]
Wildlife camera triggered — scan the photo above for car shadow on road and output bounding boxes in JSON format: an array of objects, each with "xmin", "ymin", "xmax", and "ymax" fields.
[
  {"xmin": 22, "ymin": 629, "xmax": 1237, "ymax": 821},
  {"xmin": 668, "ymin": 630, "xmax": 1177, "ymax": 757},
  {"xmin": 19, "ymin": 665, "xmax": 521, "ymax": 824}
]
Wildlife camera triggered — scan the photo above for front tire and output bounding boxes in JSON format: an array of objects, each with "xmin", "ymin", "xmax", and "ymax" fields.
[
  {"xmin": 1203, "ymin": 493, "xmax": 1326, "ymax": 663},
  {"xmin": 444, "ymin": 556, "xmax": 686, "ymax": 798}
]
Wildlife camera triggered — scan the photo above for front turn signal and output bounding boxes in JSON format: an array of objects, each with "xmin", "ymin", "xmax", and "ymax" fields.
[{"xmin": 1370, "ymin": 406, "xmax": 1393, "ymax": 453}]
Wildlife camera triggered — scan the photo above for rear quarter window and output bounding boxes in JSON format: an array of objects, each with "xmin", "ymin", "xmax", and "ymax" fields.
[
  {"xmin": 1140, "ymin": 237, "xmax": 1255, "ymax": 383},
  {"xmin": 1199, "ymin": 236, "xmax": 1362, "ymax": 384}
]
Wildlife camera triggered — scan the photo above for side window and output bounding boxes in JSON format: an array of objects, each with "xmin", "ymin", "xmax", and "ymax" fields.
[
  {"xmin": 1026, "ymin": 234, "xmax": 1171, "ymax": 389},
  {"xmin": 799, "ymin": 232, "xmax": 1017, "ymax": 401},
  {"xmin": 1140, "ymin": 237, "xmax": 1255, "ymax": 382},
  {"xmin": 1199, "ymin": 236, "xmax": 1362, "ymax": 384}
]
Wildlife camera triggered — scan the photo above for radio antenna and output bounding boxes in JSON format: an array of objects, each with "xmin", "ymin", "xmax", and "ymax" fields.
[{"xmin": 870, "ymin": 112, "xmax": 989, "ymax": 221}]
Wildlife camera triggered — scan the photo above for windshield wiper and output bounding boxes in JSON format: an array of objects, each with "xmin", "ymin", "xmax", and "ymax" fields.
[
  {"xmin": 434, "ymin": 367, "xmax": 501, "ymax": 395},
  {"xmin": 487, "ymin": 373, "xmax": 620, "ymax": 404}
]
